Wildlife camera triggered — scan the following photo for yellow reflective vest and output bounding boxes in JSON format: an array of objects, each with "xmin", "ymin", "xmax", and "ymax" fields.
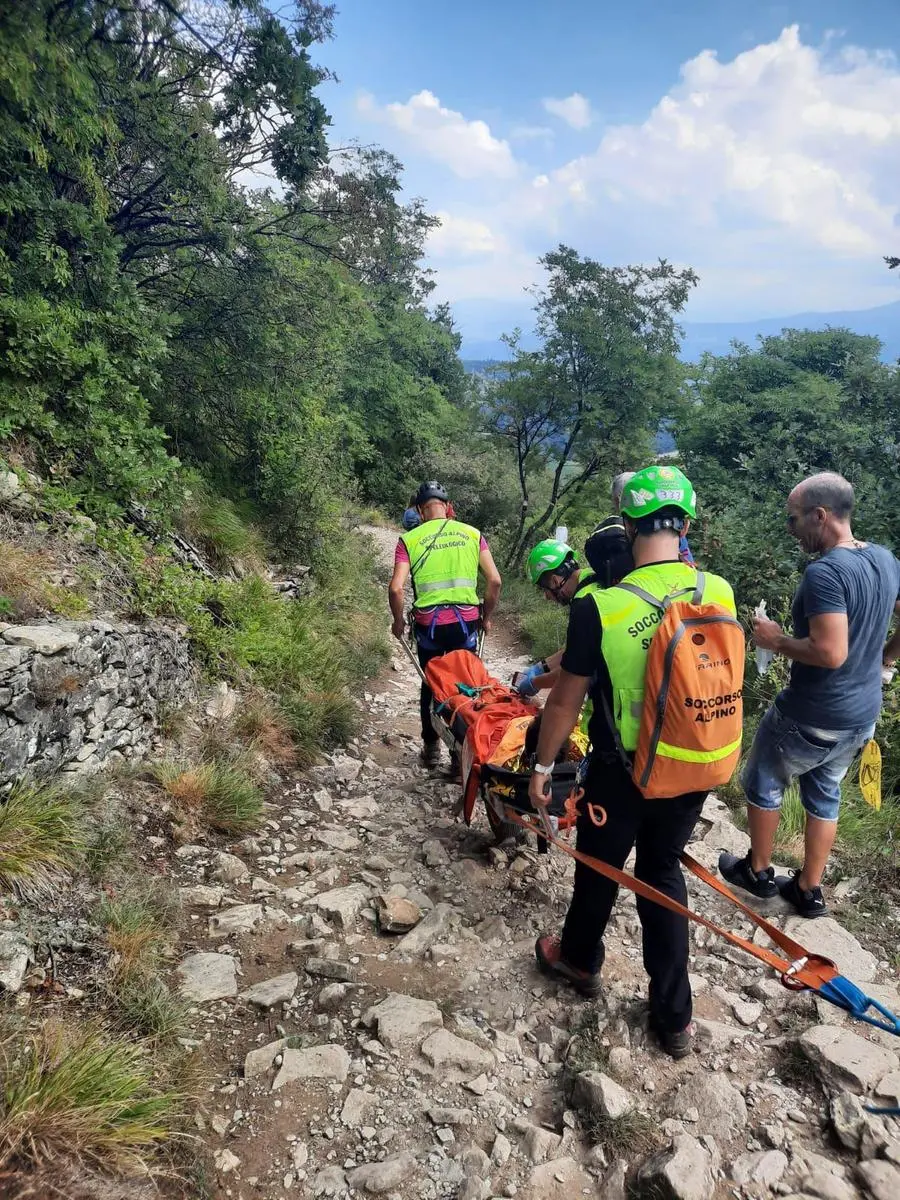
[
  {"xmin": 584, "ymin": 561, "xmax": 737, "ymax": 752},
  {"xmin": 401, "ymin": 518, "xmax": 481, "ymax": 609}
]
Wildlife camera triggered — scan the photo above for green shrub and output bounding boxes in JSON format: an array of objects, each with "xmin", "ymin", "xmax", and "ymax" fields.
[
  {"xmin": 0, "ymin": 782, "xmax": 84, "ymax": 896},
  {"xmin": 96, "ymin": 517, "xmax": 388, "ymax": 762}
]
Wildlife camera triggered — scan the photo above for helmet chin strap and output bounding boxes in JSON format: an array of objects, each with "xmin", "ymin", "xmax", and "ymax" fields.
[{"xmin": 549, "ymin": 558, "xmax": 579, "ymax": 604}]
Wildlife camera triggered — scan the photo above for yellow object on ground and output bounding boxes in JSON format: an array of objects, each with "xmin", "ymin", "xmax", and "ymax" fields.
[{"xmin": 859, "ymin": 739, "xmax": 882, "ymax": 811}]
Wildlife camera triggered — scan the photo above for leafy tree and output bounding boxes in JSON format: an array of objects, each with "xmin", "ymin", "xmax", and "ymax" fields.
[
  {"xmin": 337, "ymin": 301, "xmax": 464, "ymax": 511},
  {"xmin": 0, "ymin": 1, "xmax": 177, "ymax": 509},
  {"xmin": 481, "ymin": 247, "xmax": 698, "ymax": 567},
  {"xmin": 0, "ymin": 1, "xmax": 470, "ymax": 553},
  {"xmin": 678, "ymin": 328, "xmax": 899, "ymax": 609},
  {"xmin": 314, "ymin": 145, "xmax": 438, "ymax": 303}
]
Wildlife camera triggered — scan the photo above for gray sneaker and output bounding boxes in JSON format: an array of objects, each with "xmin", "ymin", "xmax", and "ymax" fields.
[{"xmin": 653, "ymin": 1021, "xmax": 695, "ymax": 1060}]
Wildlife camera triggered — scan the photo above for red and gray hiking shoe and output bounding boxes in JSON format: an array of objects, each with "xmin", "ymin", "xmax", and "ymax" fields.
[
  {"xmin": 535, "ymin": 934, "xmax": 602, "ymax": 999},
  {"xmin": 420, "ymin": 742, "xmax": 441, "ymax": 768}
]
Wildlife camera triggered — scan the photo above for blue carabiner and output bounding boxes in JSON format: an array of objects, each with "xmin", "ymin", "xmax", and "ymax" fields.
[{"xmin": 818, "ymin": 976, "xmax": 900, "ymax": 1036}]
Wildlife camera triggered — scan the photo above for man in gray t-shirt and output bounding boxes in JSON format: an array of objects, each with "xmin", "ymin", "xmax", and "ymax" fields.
[{"xmin": 720, "ymin": 472, "xmax": 900, "ymax": 918}]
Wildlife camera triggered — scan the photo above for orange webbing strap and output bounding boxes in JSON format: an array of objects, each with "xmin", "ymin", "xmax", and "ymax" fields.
[
  {"xmin": 503, "ymin": 807, "xmax": 840, "ymax": 994},
  {"xmin": 678, "ymin": 851, "xmax": 838, "ymax": 989}
]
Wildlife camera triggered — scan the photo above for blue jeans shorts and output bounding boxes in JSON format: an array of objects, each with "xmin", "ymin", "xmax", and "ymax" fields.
[{"xmin": 742, "ymin": 704, "xmax": 875, "ymax": 822}]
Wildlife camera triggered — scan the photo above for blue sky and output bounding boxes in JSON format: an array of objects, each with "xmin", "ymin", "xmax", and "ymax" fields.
[{"xmin": 317, "ymin": 2, "xmax": 900, "ymax": 347}]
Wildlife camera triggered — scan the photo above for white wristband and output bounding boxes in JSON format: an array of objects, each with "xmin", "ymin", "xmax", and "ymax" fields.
[{"xmin": 533, "ymin": 761, "xmax": 554, "ymax": 776}]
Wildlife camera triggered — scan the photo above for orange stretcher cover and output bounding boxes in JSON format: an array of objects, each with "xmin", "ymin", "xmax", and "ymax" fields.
[{"xmin": 424, "ymin": 649, "xmax": 538, "ymax": 820}]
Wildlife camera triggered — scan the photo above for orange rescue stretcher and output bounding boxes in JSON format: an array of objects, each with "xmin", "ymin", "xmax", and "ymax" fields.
[{"xmin": 423, "ymin": 649, "xmax": 585, "ymax": 845}]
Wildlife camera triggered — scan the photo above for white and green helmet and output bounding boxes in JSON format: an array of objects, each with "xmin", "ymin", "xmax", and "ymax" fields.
[
  {"xmin": 526, "ymin": 539, "xmax": 577, "ymax": 586},
  {"xmin": 619, "ymin": 465, "xmax": 697, "ymax": 520}
]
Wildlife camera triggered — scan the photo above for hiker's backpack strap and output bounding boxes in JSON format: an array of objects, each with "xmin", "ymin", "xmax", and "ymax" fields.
[
  {"xmin": 599, "ymin": 688, "xmax": 632, "ymax": 774},
  {"xmin": 614, "ymin": 581, "xmax": 664, "ymax": 609},
  {"xmin": 615, "ymin": 572, "xmax": 705, "ymax": 612}
]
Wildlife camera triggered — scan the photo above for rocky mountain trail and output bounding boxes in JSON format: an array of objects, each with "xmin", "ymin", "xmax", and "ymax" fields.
[
  {"xmin": 5, "ymin": 525, "xmax": 896, "ymax": 1199},
  {"xmin": 156, "ymin": 528, "xmax": 900, "ymax": 1200}
]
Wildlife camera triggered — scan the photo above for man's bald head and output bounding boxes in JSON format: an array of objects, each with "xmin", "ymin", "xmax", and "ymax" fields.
[{"xmin": 790, "ymin": 472, "xmax": 855, "ymax": 520}]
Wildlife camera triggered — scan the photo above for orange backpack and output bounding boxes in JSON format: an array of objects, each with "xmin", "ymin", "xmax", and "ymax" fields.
[{"xmin": 625, "ymin": 577, "xmax": 745, "ymax": 799}]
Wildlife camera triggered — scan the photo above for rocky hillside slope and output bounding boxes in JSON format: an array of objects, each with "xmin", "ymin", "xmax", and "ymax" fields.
[{"xmin": 156, "ymin": 529, "xmax": 900, "ymax": 1200}]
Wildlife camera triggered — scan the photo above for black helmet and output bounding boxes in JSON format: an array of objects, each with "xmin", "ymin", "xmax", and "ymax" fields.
[
  {"xmin": 584, "ymin": 516, "xmax": 634, "ymax": 588},
  {"xmin": 415, "ymin": 480, "xmax": 449, "ymax": 505}
]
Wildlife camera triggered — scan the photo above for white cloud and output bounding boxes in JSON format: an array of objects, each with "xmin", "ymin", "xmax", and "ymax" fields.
[
  {"xmin": 353, "ymin": 29, "xmax": 900, "ymax": 327},
  {"xmin": 356, "ymin": 89, "xmax": 518, "ymax": 179},
  {"xmin": 542, "ymin": 92, "xmax": 593, "ymax": 129},
  {"xmin": 428, "ymin": 212, "xmax": 500, "ymax": 258},
  {"xmin": 542, "ymin": 26, "xmax": 900, "ymax": 260}
]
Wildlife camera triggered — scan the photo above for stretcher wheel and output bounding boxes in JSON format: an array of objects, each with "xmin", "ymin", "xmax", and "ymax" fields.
[{"xmin": 484, "ymin": 797, "xmax": 519, "ymax": 845}]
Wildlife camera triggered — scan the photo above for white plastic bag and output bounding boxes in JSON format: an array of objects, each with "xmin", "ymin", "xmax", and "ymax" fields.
[{"xmin": 754, "ymin": 600, "xmax": 774, "ymax": 676}]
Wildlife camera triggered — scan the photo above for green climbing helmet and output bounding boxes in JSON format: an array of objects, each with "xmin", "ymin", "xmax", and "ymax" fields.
[
  {"xmin": 619, "ymin": 465, "xmax": 697, "ymax": 520},
  {"xmin": 526, "ymin": 539, "xmax": 577, "ymax": 586}
]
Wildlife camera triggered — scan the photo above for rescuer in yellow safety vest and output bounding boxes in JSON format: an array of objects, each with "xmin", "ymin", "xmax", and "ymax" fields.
[
  {"xmin": 527, "ymin": 465, "xmax": 736, "ymax": 1060},
  {"xmin": 388, "ymin": 481, "xmax": 502, "ymax": 768}
]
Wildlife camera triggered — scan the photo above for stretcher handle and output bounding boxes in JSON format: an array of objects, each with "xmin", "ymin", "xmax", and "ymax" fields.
[{"xmin": 397, "ymin": 629, "xmax": 429, "ymax": 685}]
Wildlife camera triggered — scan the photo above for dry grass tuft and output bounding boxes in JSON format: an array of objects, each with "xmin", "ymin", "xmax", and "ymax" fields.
[
  {"xmin": 109, "ymin": 975, "xmax": 188, "ymax": 1045},
  {"xmin": 95, "ymin": 885, "xmax": 178, "ymax": 978},
  {"xmin": 0, "ymin": 544, "xmax": 52, "ymax": 618},
  {"xmin": 584, "ymin": 1108, "xmax": 658, "ymax": 1158},
  {"xmin": 152, "ymin": 759, "xmax": 263, "ymax": 834},
  {"xmin": 233, "ymin": 691, "xmax": 296, "ymax": 766},
  {"xmin": 157, "ymin": 765, "xmax": 209, "ymax": 810},
  {"xmin": 0, "ymin": 541, "xmax": 91, "ymax": 620},
  {"xmin": 83, "ymin": 811, "xmax": 134, "ymax": 884},
  {"xmin": 0, "ymin": 1021, "xmax": 178, "ymax": 1175}
]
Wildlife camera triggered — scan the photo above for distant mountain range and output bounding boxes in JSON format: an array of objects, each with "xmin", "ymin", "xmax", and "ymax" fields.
[
  {"xmin": 460, "ymin": 298, "xmax": 900, "ymax": 366},
  {"xmin": 678, "ymin": 298, "xmax": 900, "ymax": 362}
]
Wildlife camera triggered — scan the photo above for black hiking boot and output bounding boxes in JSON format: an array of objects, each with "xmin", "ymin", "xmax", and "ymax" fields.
[
  {"xmin": 775, "ymin": 870, "xmax": 828, "ymax": 918},
  {"xmin": 420, "ymin": 742, "xmax": 441, "ymax": 769},
  {"xmin": 719, "ymin": 851, "xmax": 778, "ymax": 899},
  {"xmin": 650, "ymin": 1020, "xmax": 695, "ymax": 1061}
]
